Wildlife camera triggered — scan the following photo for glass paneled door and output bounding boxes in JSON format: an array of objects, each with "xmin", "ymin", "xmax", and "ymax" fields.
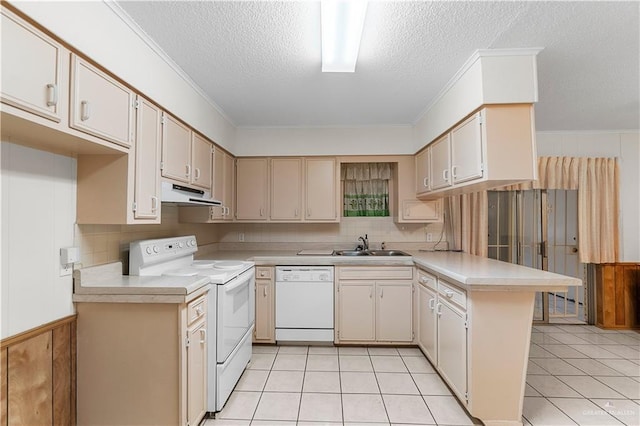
[{"xmin": 487, "ymin": 190, "xmax": 587, "ymax": 324}]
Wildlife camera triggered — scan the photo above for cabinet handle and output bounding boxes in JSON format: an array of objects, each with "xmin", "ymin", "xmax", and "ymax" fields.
[
  {"xmin": 200, "ymin": 328, "xmax": 207, "ymax": 344},
  {"xmin": 196, "ymin": 306, "xmax": 203, "ymax": 316},
  {"xmin": 369, "ymin": 288, "xmax": 372, "ymax": 298},
  {"xmin": 445, "ymin": 289, "xmax": 454, "ymax": 298},
  {"xmin": 307, "ymin": 208, "xmax": 311, "ymax": 217},
  {"xmin": 380, "ymin": 288, "xmax": 384, "ymax": 298},
  {"xmin": 80, "ymin": 100, "xmax": 90, "ymax": 121},
  {"xmin": 423, "ymin": 177, "xmax": 429, "ymax": 189},
  {"xmin": 151, "ymin": 196, "xmax": 158, "ymax": 212},
  {"xmin": 46, "ymin": 84, "xmax": 58, "ymax": 107},
  {"xmin": 451, "ymin": 166, "xmax": 458, "ymax": 179},
  {"xmin": 442, "ymin": 169, "xmax": 449, "ymax": 182},
  {"xmin": 436, "ymin": 302, "xmax": 442, "ymax": 317},
  {"xmin": 263, "ymin": 286, "xmax": 267, "ymax": 297},
  {"xmin": 294, "ymin": 208, "xmax": 299, "ymax": 217},
  {"xmin": 429, "ymin": 298, "xmax": 435, "ymax": 310},
  {"xmin": 260, "ymin": 208, "xmax": 264, "ymax": 217},
  {"xmin": 194, "ymin": 168, "xmax": 201, "ymax": 180},
  {"xmin": 185, "ymin": 164, "xmax": 191, "ymax": 178}
]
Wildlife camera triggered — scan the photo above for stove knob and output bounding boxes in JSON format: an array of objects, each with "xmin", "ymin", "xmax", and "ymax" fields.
[
  {"xmin": 190, "ymin": 239, "xmax": 196, "ymax": 247},
  {"xmin": 153, "ymin": 245, "xmax": 160, "ymax": 253},
  {"xmin": 145, "ymin": 247, "xmax": 153, "ymax": 255},
  {"xmin": 178, "ymin": 242, "xmax": 184, "ymax": 248}
]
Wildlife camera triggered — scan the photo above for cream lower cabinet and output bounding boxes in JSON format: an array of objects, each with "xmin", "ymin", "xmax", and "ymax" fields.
[
  {"xmin": 76, "ymin": 293, "xmax": 208, "ymax": 426},
  {"xmin": 336, "ymin": 267, "xmax": 413, "ymax": 344},
  {"xmin": 254, "ymin": 267, "xmax": 275, "ymax": 343},
  {"xmin": 417, "ymin": 270, "xmax": 438, "ymax": 364},
  {"xmin": 415, "ymin": 268, "xmax": 468, "ymax": 404}
]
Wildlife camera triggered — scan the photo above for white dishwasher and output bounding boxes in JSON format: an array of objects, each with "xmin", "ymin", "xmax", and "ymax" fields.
[{"xmin": 275, "ymin": 266, "xmax": 334, "ymax": 342}]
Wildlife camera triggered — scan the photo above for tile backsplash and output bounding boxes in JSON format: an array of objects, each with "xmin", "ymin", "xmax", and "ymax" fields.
[{"xmin": 78, "ymin": 212, "xmax": 444, "ymax": 267}]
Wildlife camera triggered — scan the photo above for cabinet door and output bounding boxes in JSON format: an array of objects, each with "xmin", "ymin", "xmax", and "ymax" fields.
[
  {"xmin": 133, "ymin": 96, "xmax": 161, "ymax": 220},
  {"xmin": 418, "ymin": 284, "xmax": 438, "ymax": 364},
  {"xmin": 255, "ymin": 279, "xmax": 275, "ymax": 342},
  {"xmin": 415, "ymin": 148, "xmax": 430, "ymax": 194},
  {"xmin": 223, "ymin": 152, "xmax": 235, "ymax": 220},
  {"xmin": 451, "ymin": 112, "xmax": 483, "ymax": 184},
  {"xmin": 305, "ymin": 158, "xmax": 338, "ymax": 221},
  {"xmin": 191, "ymin": 133, "xmax": 212, "ymax": 191},
  {"xmin": 187, "ymin": 320, "xmax": 207, "ymax": 426},
  {"xmin": 402, "ymin": 200, "xmax": 441, "ymax": 222},
  {"xmin": 1, "ymin": 8, "xmax": 63, "ymax": 122},
  {"xmin": 429, "ymin": 134, "xmax": 452, "ymax": 190},
  {"xmin": 210, "ymin": 147, "xmax": 225, "ymax": 220},
  {"xmin": 337, "ymin": 282, "xmax": 375, "ymax": 341},
  {"xmin": 376, "ymin": 282, "xmax": 413, "ymax": 342},
  {"xmin": 236, "ymin": 158, "xmax": 268, "ymax": 220},
  {"xmin": 70, "ymin": 55, "xmax": 134, "ymax": 147},
  {"xmin": 271, "ymin": 158, "xmax": 302, "ymax": 220},
  {"xmin": 437, "ymin": 299, "xmax": 467, "ymax": 401},
  {"xmin": 161, "ymin": 113, "xmax": 191, "ymax": 184}
]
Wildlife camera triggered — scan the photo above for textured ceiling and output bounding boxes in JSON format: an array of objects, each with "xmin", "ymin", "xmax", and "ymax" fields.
[{"xmin": 116, "ymin": 1, "xmax": 639, "ymax": 131}]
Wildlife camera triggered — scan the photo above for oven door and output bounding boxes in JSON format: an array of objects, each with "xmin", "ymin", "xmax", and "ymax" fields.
[{"xmin": 217, "ymin": 267, "xmax": 255, "ymax": 362}]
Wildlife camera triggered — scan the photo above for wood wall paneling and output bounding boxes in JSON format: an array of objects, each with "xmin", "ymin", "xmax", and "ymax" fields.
[
  {"xmin": 53, "ymin": 324, "xmax": 71, "ymax": 425},
  {"xmin": 8, "ymin": 332, "xmax": 53, "ymax": 425},
  {"xmin": 1, "ymin": 348, "xmax": 7, "ymax": 426},
  {"xmin": 596, "ymin": 263, "xmax": 640, "ymax": 329}
]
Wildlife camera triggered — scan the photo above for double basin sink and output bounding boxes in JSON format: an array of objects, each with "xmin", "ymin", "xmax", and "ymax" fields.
[{"xmin": 333, "ymin": 249, "xmax": 410, "ymax": 256}]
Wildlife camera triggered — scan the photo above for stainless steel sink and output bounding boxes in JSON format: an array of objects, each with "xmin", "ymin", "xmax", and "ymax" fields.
[
  {"xmin": 332, "ymin": 249, "xmax": 410, "ymax": 256},
  {"xmin": 367, "ymin": 250, "xmax": 410, "ymax": 256},
  {"xmin": 333, "ymin": 250, "xmax": 370, "ymax": 256}
]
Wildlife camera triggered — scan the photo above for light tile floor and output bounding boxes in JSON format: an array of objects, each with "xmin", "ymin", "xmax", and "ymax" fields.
[{"xmin": 206, "ymin": 325, "xmax": 640, "ymax": 426}]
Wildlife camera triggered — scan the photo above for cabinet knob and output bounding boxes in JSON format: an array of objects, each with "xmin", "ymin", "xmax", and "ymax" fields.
[
  {"xmin": 196, "ymin": 306, "xmax": 203, "ymax": 316},
  {"xmin": 80, "ymin": 100, "xmax": 90, "ymax": 121},
  {"xmin": 445, "ymin": 290, "xmax": 454, "ymax": 298},
  {"xmin": 46, "ymin": 84, "xmax": 58, "ymax": 107},
  {"xmin": 186, "ymin": 164, "xmax": 191, "ymax": 178}
]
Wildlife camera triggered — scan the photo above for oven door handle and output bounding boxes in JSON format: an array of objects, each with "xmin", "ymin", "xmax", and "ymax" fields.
[{"xmin": 223, "ymin": 273, "xmax": 253, "ymax": 293}]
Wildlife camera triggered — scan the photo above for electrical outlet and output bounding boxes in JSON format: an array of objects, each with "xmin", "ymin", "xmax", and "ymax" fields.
[
  {"xmin": 238, "ymin": 232, "xmax": 245, "ymax": 242},
  {"xmin": 426, "ymin": 233, "xmax": 433, "ymax": 242}
]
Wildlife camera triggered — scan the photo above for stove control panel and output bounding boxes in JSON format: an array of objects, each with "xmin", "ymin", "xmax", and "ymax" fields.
[{"xmin": 129, "ymin": 235, "xmax": 198, "ymax": 275}]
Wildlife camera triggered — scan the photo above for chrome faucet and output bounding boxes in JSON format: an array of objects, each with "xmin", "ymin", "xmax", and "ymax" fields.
[{"xmin": 358, "ymin": 234, "xmax": 369, "ymax": 251}]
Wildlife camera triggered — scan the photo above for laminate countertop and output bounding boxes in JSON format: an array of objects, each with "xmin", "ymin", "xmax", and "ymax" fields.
[{"xmin": 195, "ymin": 250, "xmax": 581, "ymax": 292}]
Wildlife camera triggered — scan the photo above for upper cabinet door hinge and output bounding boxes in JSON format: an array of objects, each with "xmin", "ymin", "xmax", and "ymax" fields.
[
  {"xmin": 464, "ymin": 313, "xmax": 469, "ymax": 329},
  {"xmin": 160, "ymin": 161, "xmax": 164, "ymax": 171},
  {"xmin": 185, "ymin": 336, "xmax": 190, "ymax": 348},
  {"xmin": 132, "ymin": 202, "xmax": 137, "ymax": 212},
  {"xmin": 477, "ymin": 113, "xmax": 484, "ymax": 125},
  {"xmin": 161, "ymin": 114, "xmax": 166, "ymax": 125},
  {"xmin": 134, "ymin": 99, "xmax": 140, "ymax": 109}
]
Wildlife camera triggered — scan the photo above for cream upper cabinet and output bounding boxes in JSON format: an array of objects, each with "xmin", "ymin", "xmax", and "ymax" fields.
[
  {"xmin": 336, "ymin": 267, "xmax": 413, "ymax": 344},
  {"xmin": 271, "ymin": 158, "xmax": 302, "ymax": 221},
  {"xmin": 212, "ymin": 149, "xmax": 235, "ymax": 221},
  {"xmin": 254, "ymin": 267, "xmax": 275, "ymax": 343},
  {"xmin": 415, "ymin": 148, "xmax": 430, "ymax": 195},
  {"xmin": 190, "ymin": 133, "xmax": 213, "ymax": 191},
  {"xmin": 305, "ymin": 158, "xmax": 338, "ymax": 221},
  {"xmin": 236, "ymin": 158, "xmax": 268, "ymax": 220},
  {"xmin": 1, "ymin": 8, "xmax": 65, "ymax": 122},
  {"xmin": 451, "ymin": 112, "xmax": 483, "ymax": 184},
  {"xmin": 395, "ymin": 156, "xmax": 442, "ymax": 223},
  {"xmin": 419, "ymin": 105, "xmax": 536, "ymax": 199},
  {"xmin": 222, "ymin": 152, "xmax": 235, "ymax": 219},
  {"xmin": 70, "ymin": 54, "xmax": 134, "ymax": 148},
  {"xmin": 429, "ymin": 134, "xmax": 452, "ymax": 190},
  {"xmin": 133, "ymin": 96, "xmax": 162, "ymax": 220},
  {"xmin": 161, "ymin": 113, "xmax": 191, "ymax": 184}
]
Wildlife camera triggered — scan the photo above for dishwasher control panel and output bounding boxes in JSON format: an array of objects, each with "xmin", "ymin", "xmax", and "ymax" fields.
[{"xmin": 275, "ymin": 267, "xmax": 334, "ymax": 282}]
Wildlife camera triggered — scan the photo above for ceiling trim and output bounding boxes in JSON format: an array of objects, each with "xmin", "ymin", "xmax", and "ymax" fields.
[
  {"xmin": 412, "ymin": 47, "xmax": 544, "ymax": 125},
  {"xmin": 104, "ymin": 1, "xmax": 237, "ymax": 127},
  {"xmin": 237, "ymin": 124, "xmax": 414, "ymax": 130}
]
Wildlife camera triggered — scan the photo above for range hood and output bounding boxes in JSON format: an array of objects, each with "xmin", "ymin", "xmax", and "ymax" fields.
[{"xmin": 161, "ymin": 181, "xmax": 221, "ymax": 207}]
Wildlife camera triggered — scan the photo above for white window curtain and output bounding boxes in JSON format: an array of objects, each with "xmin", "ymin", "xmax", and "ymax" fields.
[
  {"xmin": 497, "ymin": 156, "xmax": 620, "ymax": 263},
  {"xmin": 341, "ymin": 163, "xmax": 391, "ymax": 217}
]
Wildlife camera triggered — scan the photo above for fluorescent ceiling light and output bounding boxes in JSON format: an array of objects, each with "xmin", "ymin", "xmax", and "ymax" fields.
[{"xmin": 321, "ymin": 0, "xmax": 368, "ymax": 72}]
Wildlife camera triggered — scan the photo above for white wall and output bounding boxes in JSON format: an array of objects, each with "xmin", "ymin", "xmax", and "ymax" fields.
[
  {"xmin": 235, "ymin": 125, "xmax": 414, "ymax": 156},
  {"xmin": 1, "ymin": 142, "xmax": 76, "ymax": 338},
  {"xmin": 536, "ymin": 131, "xmax": 640, "ymax": 262},
  {"xmin": 9, "ymin": 1, "xmax": 237, "ymax": 151}
]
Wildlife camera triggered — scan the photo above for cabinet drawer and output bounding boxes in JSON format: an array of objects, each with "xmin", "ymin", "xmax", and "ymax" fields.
[
  {"xmin": 187, "ymin": 295, "xmax": 207, "ymax": 326},
  {"xmin": 256, "ymin": 267, "xmax": 272, "ymax": 280},
  {"xmin": 417, "ymin": 269, "xmax": 437, "ymax": 291},
  {"xmin": 338, "ymin": 267, "xmax": 413, "ymax": 280},
  {"xmin": 438, "ymin": 280, "xmax": 466, "ymax": 310}
]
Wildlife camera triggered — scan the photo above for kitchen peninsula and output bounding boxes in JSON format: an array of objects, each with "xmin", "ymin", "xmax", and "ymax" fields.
[{"xmin": 198, "ymin": 248, "xmax": 581, "ymax": 426}]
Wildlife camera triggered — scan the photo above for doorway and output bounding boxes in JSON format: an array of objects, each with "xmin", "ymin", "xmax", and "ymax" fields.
[{"xmin": 487, "ymin": 190, "xmax": 588, "ymax": 324}]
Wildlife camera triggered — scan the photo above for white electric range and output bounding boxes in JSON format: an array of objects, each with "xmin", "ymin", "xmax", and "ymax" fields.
[{"xmin": 129, "ymin": 235, "xmax": 255, "ymax": 413}]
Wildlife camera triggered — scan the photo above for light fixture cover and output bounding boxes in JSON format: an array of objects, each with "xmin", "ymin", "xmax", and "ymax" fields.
[{"xmin": 321, "ymin": 0, "xmax": 368, "ymax": 72}]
